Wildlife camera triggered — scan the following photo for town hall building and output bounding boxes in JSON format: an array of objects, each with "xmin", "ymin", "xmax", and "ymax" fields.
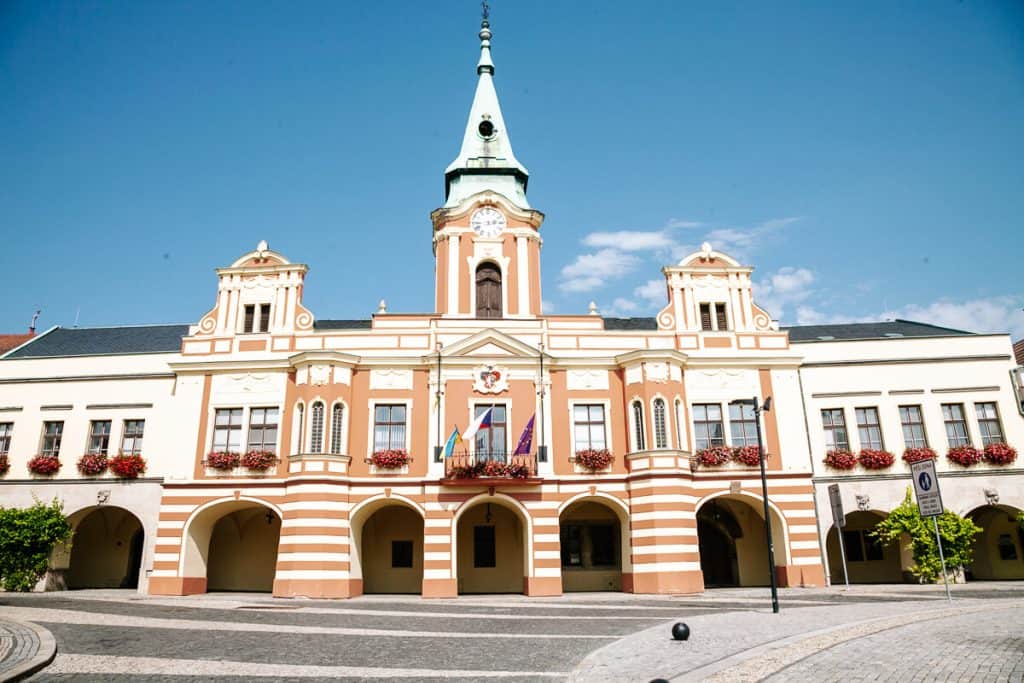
[{"xmin": 1, "ymin": 16, "xmax": 1022, "ymax": 598}]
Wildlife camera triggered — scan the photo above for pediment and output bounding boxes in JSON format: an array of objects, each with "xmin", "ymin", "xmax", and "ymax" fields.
[{"xmin": 441, "ymin": 328, "xmax": 540, "ymax": 359}]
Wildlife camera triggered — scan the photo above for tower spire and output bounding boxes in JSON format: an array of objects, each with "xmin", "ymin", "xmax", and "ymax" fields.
[{"xmin": 443, "ymin": 5, "xmax": 529, "ymax": 208}]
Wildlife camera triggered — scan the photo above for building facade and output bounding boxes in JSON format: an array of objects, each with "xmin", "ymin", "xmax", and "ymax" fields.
[{"xmin": 1, "ymin": 18, "xmax": 1021, "ymax": 597}]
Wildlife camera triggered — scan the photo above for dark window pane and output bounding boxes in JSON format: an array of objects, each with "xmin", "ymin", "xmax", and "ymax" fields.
[
  {"xmin": 560, "ymin": 524, "xmax": 582, "ymax": 567},
  {"xmin": 589, "ymin": 525, "xmax": 616, "ymax": 566},
  {"xmin": 259, "ymin": 304, "xmax": 271, "ymax": 332},
  {"xmin": 391, "ymin": 540, "xmax": 414, "ymax": 568},
  {"xmin": 473, "ymin": 526, "xmax": 496, "ymax": 568},
  {"xmin": 843, "ymin": 530, "xmax": 864, "ymax": 562},
  {"xmin": 715, "ymin": 303, "xmax": 728, "ymax": 331},
  {"xmin": 699, "ymin": 303, "xmax": 712, "ymax": 331},
  {"xmin": 244, "ymin": 305, "xmax": 255, "ymax": 333}
]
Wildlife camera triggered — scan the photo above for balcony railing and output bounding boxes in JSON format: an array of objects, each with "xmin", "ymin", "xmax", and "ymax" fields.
[{"xmin": 443, "ymin": 449, "xmax": 538, "ymax": 481}]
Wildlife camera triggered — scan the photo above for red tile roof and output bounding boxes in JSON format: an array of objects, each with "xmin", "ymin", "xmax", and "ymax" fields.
[{"xmin": 0, "ymin": 333, "xmax": 34, "ymax": 355}]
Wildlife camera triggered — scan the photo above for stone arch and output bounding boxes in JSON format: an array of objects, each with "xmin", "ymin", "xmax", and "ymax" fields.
[
  {"xmin": 62, "ymin": 506, "xmax": 145, "ymax": 589},
  {"xmin": 452, "ymin": 493, "xmax": 532, "ymax": 594},
  {"xmin": 825, "ymin": 509, "xmax": 903, "ymax": 584},
  {"xmin": 348, "ymin": 494, "xmax": 426, "ymax": 593},
  {"xmin": 558, "ymin": 493, "xmax": 631, "ymax": 592},
  {"xmin": 966, "ymin": 504, "xmax": 1024, "ymax": 581},
  {"xmin": 695, "ymin": 491, "xmax": 791, "ymax": 587},
  {"xmin": 180, "ymin": 497, "xmax": 283, "ymax": 592}
]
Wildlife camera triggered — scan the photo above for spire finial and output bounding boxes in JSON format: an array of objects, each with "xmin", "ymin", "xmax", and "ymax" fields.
[
  {"xmin": 478, "ymin": 1, "xmax": 494, "ymax": 75},
  {"xmin": 482, "ymin": 0, "xmax": 490, "ymax": 23}
]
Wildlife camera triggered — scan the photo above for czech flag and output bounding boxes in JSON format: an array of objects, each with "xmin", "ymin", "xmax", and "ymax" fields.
[{"xmin": 462, "ymin": 407, "xmax": 493, "ymax": 441}]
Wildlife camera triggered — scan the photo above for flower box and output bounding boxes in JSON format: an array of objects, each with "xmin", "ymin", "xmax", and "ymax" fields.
[
  {"xmin": 110, "ymin": 453, "xmax": 147, "ymax": 479},
  {"xmin": 947, "ymin": 445, "xmax": 981, "ymax": 467},
  {"xmin": 575, "ymin": 448, "xmax": 613, "ymax": 472},
  {"xmin": 77, "ymin": 453, "xmax": 109, "ymax": 476},
  {"xmin": 0, "ymin": 454, "xmax": 9, "ymax": 476},
  {"xmin": 696, "ymin": 446, "xmax": 732, "ymax": 467},
  {"xmin": 205, "ymin": 450, "xmax": 241, "ymax": 471},
  {"xmin": 27, "ymin": 454, "xmax": 61, "ymax": 476},
  {"xmin": 982, "ymin": 442, "xmax": 1017, "ymax": 466},
  {"xmin": 823, "ymin": 449, "xmax": 856, "ymax": 470},
  {"xmin": 858, "ymin": 449, "xmax": 895, "ymax": 470},
  {"xmin": 446, "ymin": 460, "xmax": 532, "ymax": 480},
  {"xmin": 902, "ymin": 447, "xmax": 937, "ymax": 464},
  {"xmin": 732, "ymin": 445, "xmax": 763, "ymax": 467},
  {"xmin": 241, "ymin": 449, "xmax": 279, "ymax": 471},
  {"xmin": 371, "ymin": 449, "xmax": 410, "ymax": 469}
]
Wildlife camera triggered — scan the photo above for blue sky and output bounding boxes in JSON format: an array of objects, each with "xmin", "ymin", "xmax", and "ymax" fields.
[{"xmin": 2, "ymin": 1, "xmax": 1022, "ymax": 338}]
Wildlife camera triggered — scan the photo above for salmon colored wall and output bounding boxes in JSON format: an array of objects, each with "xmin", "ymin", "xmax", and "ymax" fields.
[
  {"xmin": 192, "ymin": 374, "xmax": 213, "ymax": 479},
  {"xmin": 503, "ymin": 234, "xmax": 518, "ymax": 316},
  {"xmin": 528, "ymin": 241, "xmax": 541, "ymax": 316},
  {"xmin": 442, "ymin": 377, "xmax": 537, "ymax": 456},
  {"xmin": 435, "ymin": 238, "xmax": 448, "ymax": 313},
  {"xmin": 550, "ymin": 370, "xmax": 628, "ymax": 475},
  {"xmin": 346, "ymin": 369, "xmax": 430, "ymax": 477},
  {"xmin": 459, "ymin": 234, "xmax": 472, "ymax": 315},
  {"xmin": 758, "ymin": 369, "xmax": 783, "ymax": 471}
]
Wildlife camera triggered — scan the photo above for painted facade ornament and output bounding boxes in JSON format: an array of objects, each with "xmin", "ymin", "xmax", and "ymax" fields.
[
  {"xmin": 473, "ymin": 364, "xmax": 509, "ymax": 394},
  {"xmin": 856, "ymin": 494, "xmax": 870, "ymax": 511},
  {"xmin": 96, "ymin": 490, "xmax": 110, "ymax": 505},
  {"xmin": 308, "ymin": 364, "xmax": 331, "ymax": 386},
  {"xmin": 984, "ymin": 488, "xmax": 999, "ymax": 505}
]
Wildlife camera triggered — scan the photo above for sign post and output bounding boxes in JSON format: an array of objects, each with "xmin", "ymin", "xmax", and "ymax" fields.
[
  {"xmin": 828, "ymin": 484, "xmax": 850, "ymax": 589},
  {"xmin": 910, "ymin": 459, "xmax": 952, "ymax": 602}
]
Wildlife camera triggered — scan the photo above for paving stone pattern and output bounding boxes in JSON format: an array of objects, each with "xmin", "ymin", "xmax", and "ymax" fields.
[{"xmin": 0, "ymin": 617, "xmax": 41, "ymax": 679}]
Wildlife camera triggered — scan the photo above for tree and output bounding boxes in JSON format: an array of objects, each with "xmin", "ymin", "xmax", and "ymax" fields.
[
  {"xmin": 0, "ymin": 499, "xmax": 73, "ymax": 592},
  {"xmin": 871, "ymin": 487, "xmax": 981, "ymax": 583}
]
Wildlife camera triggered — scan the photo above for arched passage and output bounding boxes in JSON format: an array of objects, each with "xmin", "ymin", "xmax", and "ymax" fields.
[
  {"xmin": 181, "ymin": 499, "xmax": 281, "ymax": 593},
  {"xmin": 696, "ymin": 494, "xmax": 789, "ymax": 588},
  {"xmin": 455, "ymin": 497, "xmax": 527, "ymax": 594},
  {"xmin": 559, "ymin": 496, "xmax": 629, "ymax": 592},
  {"xmin": 825, "ymin": 510, "xmax": 903, "ymax": 584},
  {"xmin": 966, "ymin": 504, "xmax": 1024, "ymax": 581},
  {"xmin": 349, "ymin": 497, "xmax": 425, "ymax": 594},
  {"xmin": 65, "ymin": 506, "xmax": 144, "ymax": 589}
]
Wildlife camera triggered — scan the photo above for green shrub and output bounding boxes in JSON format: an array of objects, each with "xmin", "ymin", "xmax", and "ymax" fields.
[
  {"xmin": 871, "ymin": 487, "xmax": 981, "ymax": 583},
  {"xmin": 0, "ymin": 499, "xmax": 73, "ymax": 592}
]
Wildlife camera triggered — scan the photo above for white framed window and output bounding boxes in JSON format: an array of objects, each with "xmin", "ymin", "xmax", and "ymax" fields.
[
  {"xmin": 212, "ymin": 409, "xmax": 242, "ymax": 452},
  {"xmin": 242, "ymin": 303, "xmax": 272, "ymax": 333},
  {"xmin": 329, "ymin": 402, "xmax": 346, "ymax": 454},
  {"xmin": 88, "ymin": 420, "xmax": 112, "ymax": 455},
  {"xmin": 470, "ymin": 402, "xmax": 508, "ymax": 457},
  {"xmin": 368, "ymin": 400, "xmax": 412, "ymax": 455},
  {"xmin": 121, "ymin": 419, "xmax": 145, "ymax": 455},
  {"xmin": 293, "ymin": 402, "xmax": 305, "ymax": 453},
  {"xmin": 630, "ymin": 400, "xmax": 646, "ymax": 451},
  {"xmin": 692, "ymin": 404, "xmax": 725, "ymax": 450},
  {"xmin": 674, "ymin": 398, "xmax": 687, "ymax": 451},
  {"xmin": 0, "ymin": 423, "xmax": 11, "ymax": 456},
  {"xmin": 570, "ymin": 402, "xmax": 610, "ymax": 453},
  {"xmin": 728, "ymin": 403, "xmax": 758, "ymax": 447},
  {"xmin": 40, "ymin": 421, "xmax": 63, "ymax": 456},
  {"xmin": 310, "ymin": 401, "xmax": 325, "ymax": 453},
  {"xmin": 652, "ymin": 398, "xmax": 668, "ymax": 449},
  {"xmin": 248, "ymin": 407, "xmax": 279, "ymax": 454}
]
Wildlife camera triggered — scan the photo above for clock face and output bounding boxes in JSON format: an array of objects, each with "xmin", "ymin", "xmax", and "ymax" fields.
[{"xmin": 470, "ymin": 207, "xmax": 506, "ymax": 238}]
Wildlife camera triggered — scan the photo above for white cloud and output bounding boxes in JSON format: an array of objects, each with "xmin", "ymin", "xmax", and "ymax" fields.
[
  {"xmin": 665, "ymin": 218, "xmax": 704, "ymax": 229},
  {"xmin": 541, "ymin": 300, "xmax": 555, "ymax": 314},
  {"xmin": 753, "ymin": 266, "xmax": 816, "ymax": 321},
  {"xmin": 602, "ymin": 297, "xmax": 640, "ymax": 317},
  {"xmin": 583, "ymin": 231, "xmax": 674, "ymax": 251},
  {"xmin": 634, "ymin": 279, "xmax": 666, "ymax": 304},
  {"xmin": 702, "ymin": 216, "xmax": 801, "ymax": 259},
  {"xmin": 559, "ymin": 249, "xmax": 640, "ymax": 293}
]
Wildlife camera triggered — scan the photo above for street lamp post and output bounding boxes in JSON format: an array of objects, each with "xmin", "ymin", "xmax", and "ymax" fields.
[{"xmin": 734, "ymin": 395, "xmax": 779, "ymax": 614}]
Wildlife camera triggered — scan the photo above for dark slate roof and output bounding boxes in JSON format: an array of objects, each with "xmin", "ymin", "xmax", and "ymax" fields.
[
  {"xmin": 784, "ymin": 319, "xmax": 975, "ymax": 343},
  {"xmin": 3, "ymin": 325, "xmax": 190, "ymax": 359},
  {"xmin": 314, "ymin": 319, "xmax": 372, "ymax": 330},
  {"xmin": 602, "ymin": 317, "xmax": 658, "ymax": 331}
]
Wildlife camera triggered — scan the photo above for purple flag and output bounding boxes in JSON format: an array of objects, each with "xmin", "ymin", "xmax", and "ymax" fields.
[{"xmin": 513, "ymin": 414, "xmax": 535, "ymax": 456}]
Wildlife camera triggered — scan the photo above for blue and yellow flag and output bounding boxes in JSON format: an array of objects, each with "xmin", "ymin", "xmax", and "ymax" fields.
[{"xmin": 443, "ymin": 426, "xmax": 462, "ymax": 458}]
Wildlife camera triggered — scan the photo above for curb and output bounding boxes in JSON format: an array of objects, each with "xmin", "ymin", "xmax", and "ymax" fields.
[{"xmin": 2, "ymin": 619, "xmax": 57, "ymax": 683}]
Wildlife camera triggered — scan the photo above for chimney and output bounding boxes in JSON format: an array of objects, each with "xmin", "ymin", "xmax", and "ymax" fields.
[{"xmin": 29, "ymin": 310, "xmax": 41, "ymax": 336}]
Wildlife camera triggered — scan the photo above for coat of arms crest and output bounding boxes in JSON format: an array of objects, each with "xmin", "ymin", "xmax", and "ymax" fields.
[{"xmin": 473, "ymin": 364, "xmax": 508, "ymax": 394}]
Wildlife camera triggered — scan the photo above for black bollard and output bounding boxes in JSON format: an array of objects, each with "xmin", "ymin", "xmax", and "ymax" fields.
[
  {"xmin": 671, "ymin": 622, "xmax": 690, "ymax": 641},
  {"xmin": 650, "ymin": 679, "xmax": 671, "ymax": 683}
]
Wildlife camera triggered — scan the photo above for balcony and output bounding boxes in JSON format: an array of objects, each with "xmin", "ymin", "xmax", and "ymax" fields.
[{"xmin": 441, "ymin": 450, "xmax": 541, "ymax": 486}]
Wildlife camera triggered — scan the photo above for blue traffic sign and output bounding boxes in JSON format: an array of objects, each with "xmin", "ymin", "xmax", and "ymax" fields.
[{"xmin": 918, "ymin": 471, "xmax": 932, "ymax": 491}]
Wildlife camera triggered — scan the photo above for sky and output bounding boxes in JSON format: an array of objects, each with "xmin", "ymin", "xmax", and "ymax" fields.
[{"xmin": 2, "ymin": 1, "xmax": 1023, "ymax": 338}]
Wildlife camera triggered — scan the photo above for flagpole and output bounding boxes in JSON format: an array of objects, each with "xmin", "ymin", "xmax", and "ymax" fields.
[
  {"xmin": 434, "ymin": 342, "xmax": 443, "ymax": 462},
  {"xmin": 538, "ymin": 341, "xmax": 547, "ymax": 463}
]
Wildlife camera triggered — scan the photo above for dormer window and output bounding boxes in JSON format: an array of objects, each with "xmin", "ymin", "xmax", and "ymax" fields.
[
  {"xmin": 243, "ymin": 303, "xmax": 272, "ymax": 333},
  {"xmin": 699, "ymin": 303, "xmax": 729, "ymax": 331}
]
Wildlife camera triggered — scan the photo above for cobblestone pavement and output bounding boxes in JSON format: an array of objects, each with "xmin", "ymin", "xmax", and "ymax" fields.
[{"xmin": 0, "ymin": 583, "xmax": 1020, "ymax": 681}]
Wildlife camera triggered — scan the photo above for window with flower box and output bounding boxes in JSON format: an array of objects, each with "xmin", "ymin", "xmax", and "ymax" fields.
[
  {"xmin": 0, "ymin": 423, "xmax": 12, "ymax": 455},
  {"xmin": 310, "ymin": 402, "xmax": 325, "ymax": 453},
  {"xmin": 899, "ymin": 405, "xmax": 928, "ymax": 449},
  {"xmin": 41, "ymin": 421, "xmax": 63, "ymax": 456},
  {"xmin": 473, "ymin": 404, "xmax": 507, "ymax": 457},
  {"xmin": 121, "ymin": 420, "xmax": 144, "ymax": 455},
  {"xmin": 855, "ymin": 407, "xmax": 884, "ymax": 450},
  {"xmin": 329, "ymin": 403, "xmax": 344, "ymax": 454},
  {"xmin": 248, "ymin": 408, "xmax": 278, "ymax": 454},
  {"xmin": 652, "ymin": 399, "xmax": 668, "ymax": 449},
  {"xmin": 373, "ymin": 404, "xmax": 407, "ymax": 452},
  {"xmin": 573, "ymin": 405, "xmax": 606, "ymax": 451},
  {"xmin": 975, "ymin": 402, "xmax": 1004, "ymax": 446},
  {"xmin": 942, "ymin": 403, "xmax": 970, "ymax": 448},
  {"xmin": 212, "ymin": 409, "xmax": 243, "ymax": 452},
  {"xmin": 729, "ymin": 402, "xmax": 758, "ymax": 447},
  {"xmin": 821, "ymin": 409, "xmax": 849, "ymax": 451},
  {"xmin": 87, "ymin": 420, "xmax": 112, "ymax": 455},
  {"xmin": 693, "ymin": 404, "xmax": 725, "ymax": 451}
]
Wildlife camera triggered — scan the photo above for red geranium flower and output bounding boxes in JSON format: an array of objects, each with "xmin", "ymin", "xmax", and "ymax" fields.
[
  {"xmin": 947, "ymin": 445, "xmax": 982, "ymax": 467},
  {"xmin": 27, "ymin": 454, "xmax": 61, "ymax": 476},
  {"xmin": 732, "ymin": 445, "xmax": 763, "ymax": 467},
  {"xmin": 109, "ymin": 453, "xmax": 147, "ymax": 479},
  {"xmin": 371, "ymin": 449, "xmax": 409, "ymax": 469},
  {"xmin": 696, "ymin": 446, "xmax": 732, "ymax": 467},
  {"xmin": 858, "ymin": 449, "xmax": 895, "ymax": 470},
  {"xmin": 982, "ymin": 443, "xmax": 1017, "ymax": 466},
  {"xmin": 823, "ymin": 449, "xmax": 857, "ymax": 470},
  {"xmin": 575, "ymin": 448, "xmax": 613, "ymax": 471},
  {"xmin": 205, "ymin": 450, "xmax": 241, "ymax": 470},
  {"xmin": 241, "ymin": 449, "xmax": 279, "ymax": 471},
  {"xmin": 902, "ymin": 447, "xmax": 937, "ymax": 464},
  {"xmin": 77, "ymin": 453, "xmax": 109, "ymax": 476},
  {"xmin": 0, "ymin": 454, "xmax": 9, "ymax": 476}
]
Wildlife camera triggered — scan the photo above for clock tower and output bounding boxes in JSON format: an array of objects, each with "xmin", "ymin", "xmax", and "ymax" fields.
[{"xmin": 431, "ymin": 14, "xmax": 544, "ymax": 319}]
